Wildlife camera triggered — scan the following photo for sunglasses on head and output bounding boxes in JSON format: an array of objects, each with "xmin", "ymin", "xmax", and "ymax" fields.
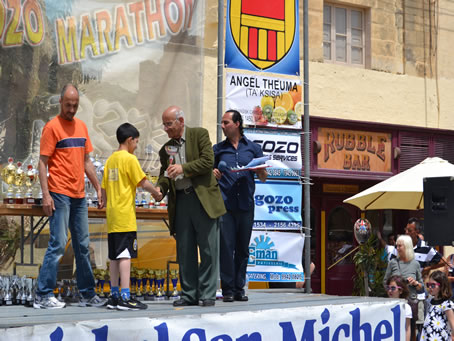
[
  {"xmin": 385, "ymin": 285, "xmax": 401, "ymax": 292},
  {"xmin": 425, "ymin": 282, "xmax": 440, "ymax": 289}
]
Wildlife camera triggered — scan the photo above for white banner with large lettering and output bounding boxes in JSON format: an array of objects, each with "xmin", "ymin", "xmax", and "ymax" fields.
[
  {"xmin": 247, "ymin": 231, "xmax": 304, "ymax": 282},
  {"xmin": 245, "ymin": 128, "xmax": 302, "ymax": 179},
  {"xmin": 0, "ymin": 301, "xmax": 405, "ymax": 340}
]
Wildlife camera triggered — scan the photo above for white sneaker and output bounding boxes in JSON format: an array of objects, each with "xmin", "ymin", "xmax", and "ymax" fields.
[
  {"xmin": 79, "ymin": 294, "xmax": 107, "ymax": 307},
  {"xmin": 33, "ymin": 296, "xmax": 66, "ymax": 309}
]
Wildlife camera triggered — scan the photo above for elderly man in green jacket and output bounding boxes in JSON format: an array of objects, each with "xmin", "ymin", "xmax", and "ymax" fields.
[{"xmin": 157, "ymin": 105, "xmax": 226, "ymax": 307}]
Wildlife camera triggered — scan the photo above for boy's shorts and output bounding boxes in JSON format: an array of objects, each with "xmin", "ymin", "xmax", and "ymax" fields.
[{"xmin": 108, "ymin": 231, "xmax": 138, "ymax": 260}]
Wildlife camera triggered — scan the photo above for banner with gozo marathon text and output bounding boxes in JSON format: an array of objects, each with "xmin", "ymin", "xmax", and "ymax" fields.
[
  {"xmin": 253, "ymin": 180, "xmax": 302, "ymax": 230},
  {"xmin": 225, "ymin": 0, "xmax": 300, "ymax": 75},
  {"xmin": 244, "ymin": 128, "xmax": 302, "ymax": 179},
  {"xmin": 0, "ymin": 301, "xmax": 406, "ymax": 340},
  {"xmin": 0, "ymin": 0, "xmax": 205, "ymax": 174},
  {"xmin": 247, "ymin": 231, "xmax": 304, "ymax": 282},
  {"xmin": 226, "ymin": 72, "xmax": 302, "ymax": 130}
]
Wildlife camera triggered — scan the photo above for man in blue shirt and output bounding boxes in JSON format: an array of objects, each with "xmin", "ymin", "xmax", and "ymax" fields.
[{"xmin": 213, "ymin": 109, "xmax": 267, "ymax": 302}]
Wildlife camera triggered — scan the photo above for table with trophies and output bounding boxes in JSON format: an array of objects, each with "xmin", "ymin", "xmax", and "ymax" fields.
[{"xmin": 0, "ymin": 156, "xmax": 181, "ymax": 307}]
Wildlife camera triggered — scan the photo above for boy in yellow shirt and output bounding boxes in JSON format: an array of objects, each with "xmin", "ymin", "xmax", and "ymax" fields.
[{"xmin": 102, "ymin": 123, "xmax": 162, "ymax": 310}]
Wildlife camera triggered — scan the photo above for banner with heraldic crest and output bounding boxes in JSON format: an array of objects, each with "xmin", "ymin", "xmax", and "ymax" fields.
[{"xmin": 225, "ymin": 0, "xmax": 300, "ymax": 75}]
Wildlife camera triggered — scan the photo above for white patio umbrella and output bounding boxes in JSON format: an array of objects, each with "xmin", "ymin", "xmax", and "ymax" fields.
[{"xmin": 343, "ymin": 157, "xmax": 454, "ymax": 210}]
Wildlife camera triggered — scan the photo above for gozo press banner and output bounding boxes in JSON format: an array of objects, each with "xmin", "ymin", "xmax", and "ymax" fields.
[
  {"xmin": 244, "ymin": 128, "xmax": 302, "ymax": 179},
  {"xmin": 247, "ymin": 231, "xmax": 304, "ymax": 282},
  {"xmin": 226, "ymin": 72, "xmax": 302, "ymax": 129},
  {"xmin": 225, "ymin": 0, "xmax": 300, "ymax": 75},
  {"xmin": 253, "ymin": 180, "xmax": 302, "ymax": 230}
]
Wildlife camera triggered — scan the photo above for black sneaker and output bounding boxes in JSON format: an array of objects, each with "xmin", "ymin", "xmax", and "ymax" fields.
[
  {"xmin": 106, "ymin": 296, "xmax": 119, "ymax": 310},
  {"xmin": 117, "ymin": 297, "xmax": 148, "ymax": 311}
]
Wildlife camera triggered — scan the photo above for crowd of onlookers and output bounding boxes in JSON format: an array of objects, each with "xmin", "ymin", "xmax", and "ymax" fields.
[{"xmin": 379, "ymin": 217, "xmax": 454, "ymax": 341}]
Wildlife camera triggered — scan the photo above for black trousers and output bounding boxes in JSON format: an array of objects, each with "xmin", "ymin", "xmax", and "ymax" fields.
[{"xmin": 219, "ymin": 209, "xmax": 254, "ymax": 296}]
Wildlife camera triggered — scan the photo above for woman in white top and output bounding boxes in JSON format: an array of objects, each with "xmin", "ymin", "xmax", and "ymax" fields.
[{"xmin": 386, "ymin": 275, "xmax": 412, "ymax": 341}]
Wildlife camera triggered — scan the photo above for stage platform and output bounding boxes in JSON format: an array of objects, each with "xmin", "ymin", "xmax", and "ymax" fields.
[{"xmin": 1, "ymin": 290, "xmax": 405, "ymax": 340}]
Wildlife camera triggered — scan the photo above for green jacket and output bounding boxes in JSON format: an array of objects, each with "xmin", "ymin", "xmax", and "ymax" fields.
[{"xmin": 157, "ymin": 126, "xmax": 226, "ymax": 234}]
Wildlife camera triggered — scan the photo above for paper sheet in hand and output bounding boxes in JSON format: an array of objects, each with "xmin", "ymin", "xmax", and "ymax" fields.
[{"xmin": 230, "ymin": 155, "xmax": 271, "ymax": 172}]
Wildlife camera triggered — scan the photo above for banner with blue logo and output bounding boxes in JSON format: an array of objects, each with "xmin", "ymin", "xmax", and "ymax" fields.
[
  {"xmin": 245, "ymin": 129, "xmax": 302, "ymax": 179},
  {"xmin": 225, "ymin": 0, "xmax": 300, "ymax": 75},
  {"xmin": 253, "ymin": 180, "xmax": 302, "ymax": 230},
  {"xmin": 247, "ymin": 231, "xmax": 304, "ymax": 282}
]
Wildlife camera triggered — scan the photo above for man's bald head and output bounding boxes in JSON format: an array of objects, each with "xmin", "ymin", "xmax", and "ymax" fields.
[{"xmin": 162, "ymin": 105, "xmax": 185, "ymax": 139}]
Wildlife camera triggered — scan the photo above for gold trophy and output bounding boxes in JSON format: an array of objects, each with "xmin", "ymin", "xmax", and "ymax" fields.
[
  {"xmin": 155, "ymin": 269, "xmax": 165, "ymax": 301},
  {"xmin": 170, "ymin": 269, "xmax": 180, "ymax": 300},
  {"xmin": 1, "ymin": 157, "xmax": 16, "ymax": 204},
  {"xmin": 136, "ymin": 268, "xmax": 145, "ymax": 301},
  {"xmin": 14, "ymin": 162, "xmax": 26, "ymax": 204},
  {"xmin": 24, "ymin": 164, "xmax": 37, "ymax": 204},
  {"xmin": 93, "ymin": 269, "xmax": 103, "ymax": 296}
]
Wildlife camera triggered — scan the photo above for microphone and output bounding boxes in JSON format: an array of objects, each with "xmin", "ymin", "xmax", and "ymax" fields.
[{"xmin": 218, "ymin": 161, "xmax": 228, "ymax": 172}]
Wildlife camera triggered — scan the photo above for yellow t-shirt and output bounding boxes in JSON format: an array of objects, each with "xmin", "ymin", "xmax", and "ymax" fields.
[{"xmin": 102, "ymin": 150, "xmax": 146, "ymax": 233}]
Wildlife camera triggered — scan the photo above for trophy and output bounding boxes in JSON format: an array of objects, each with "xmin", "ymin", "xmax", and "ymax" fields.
[
  {"xmin": 135, "ymin": 268, "xmax": 145, "ymax": 301},
  {"xmin": 56, "ymin": 280, "xmax": 64, "ymax": 302},
  {"xmin": 170, "ymin": 270, "xmax": 180, "ymax": 300},
  {"xmin": 85, "ymin": 175, "xmax": 93, "ymax": 207},
  {"xmin": 25, "ymin": 278, "xmax": 34, "ymax": 307},
  {"xmin": 25, "ymin": 164, "xmax": 37, "ymax": 204},
  {"xmin": 93, "ymin": 269, "xmax": 103, "ymax": 296},
  {"xmin": 155, "ymin": 270, "xmax": 165, "ymax": 301},
  {"xmin": 1, "ymin": 157, "xmax": 16, "ymax": 204},
  {"xmin": 92, "ymin": 155, "xmax": 103, "ymax": 206},
  {"xmin": 20, "ymin": 276, "xmax": 27, "ymax": 305},
  {"xmin": 14, "ymin": 162, "xmax": 26, "ymax": 204},
  {"xmin": 4, "ymin": 276, "xmax": 12, "ymax": 305},
  {"xmin": 141, "ymin": 192, "xmax": 149, "ymax": 208},
  {"xmin": 70, "ymin": 279, "xmax": 79, "ymax": 303},
  {"xmin": 164, "ymin": 145, "xmax": 183, "ymax": 180},
  {"xmin": 144, "ymin": 269, "xmax": 154, "ymax": 301},
  {"xmin": 99, "ymin": 269, "xmax": 108, "ymax": 298}
]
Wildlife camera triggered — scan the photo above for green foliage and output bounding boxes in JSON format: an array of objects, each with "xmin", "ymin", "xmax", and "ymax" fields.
[{"xmin": 353, "ymin": 234, "xmax": 387, "ymax": 297}]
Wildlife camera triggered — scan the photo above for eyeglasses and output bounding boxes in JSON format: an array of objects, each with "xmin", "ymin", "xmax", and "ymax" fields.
[
  {"xmin": 162, "ymin": 119, "xmax": 177, "ymax": 128},
  {"xmin": 385, "ymin": 285, "xmax": 401, "ymax": 292},
  {"xmin": 425, "ymin": 282, "xmax": 440, "ymax": 289}
]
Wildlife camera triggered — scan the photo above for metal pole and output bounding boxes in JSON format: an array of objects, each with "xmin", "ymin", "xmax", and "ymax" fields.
[
  {"xmin": 216, "ymin": 0, "xmax": 224, "ymax": 143},
  {"xmin": 303, "ymin": 0, "xmax": 311, "ymax": 293}
]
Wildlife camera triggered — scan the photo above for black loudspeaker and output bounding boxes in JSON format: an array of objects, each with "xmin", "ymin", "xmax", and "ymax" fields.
[{"xmin": 423, "ymin": 176, "xmax": 454, "ymax": 246}]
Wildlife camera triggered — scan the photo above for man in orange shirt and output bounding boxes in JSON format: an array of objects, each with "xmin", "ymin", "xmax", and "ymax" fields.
[{"xmin": 34, "ymin": 84, "xmax": 106, "ymax": 309}]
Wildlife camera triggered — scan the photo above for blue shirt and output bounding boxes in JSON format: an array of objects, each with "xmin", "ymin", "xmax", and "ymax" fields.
[{"xmin": 213, "ymin": 136, "xmax": 263, "ymax": 211}]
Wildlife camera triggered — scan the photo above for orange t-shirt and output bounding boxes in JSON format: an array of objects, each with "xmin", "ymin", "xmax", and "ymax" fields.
[{"xmin": 40, "ymin": 115, "xmax": 93, "ymax": 198}]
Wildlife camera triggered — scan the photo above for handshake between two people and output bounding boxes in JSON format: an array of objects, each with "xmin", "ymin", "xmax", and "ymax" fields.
[{"xmin": 139, "ymin": 177, "xmax": 163, "ymax": 202}]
